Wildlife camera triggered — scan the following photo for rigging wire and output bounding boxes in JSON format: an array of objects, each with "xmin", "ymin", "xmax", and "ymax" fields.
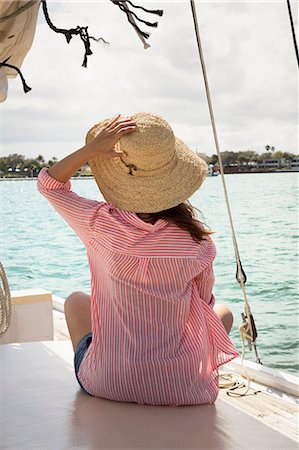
[
  {"xmin": 286, "ymin": 0, "xmax": 299, "ymax": 68},
  {"xmin": 189, "ymin": 0, "xmax": 263, "ymax": 397}
]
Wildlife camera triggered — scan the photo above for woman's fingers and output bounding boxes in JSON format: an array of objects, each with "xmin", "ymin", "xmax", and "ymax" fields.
[
  {"xmin": 107, "ymin": 125, "xmax": 136, "ymax": 147},
  {"xmin": 116, "ymin": 125, "xmax": 137, "ymax": 137},
  {"xmin": 110, "ymin": 146, "xmax": 124, "ymax": 157},
  {"xmin": 110, "ymin": 125, "xmax": 137, "ymax": 144},
  {"xmin": 108, "ymin": 117, "xmax": 136, "ymax": 132},
  {"xmin": 106, "ymin": 114, "xmax": 121, "ymax": 129},
  {"xmin": 89, "ymin": 116, "xmax": 137, "ymax": 160},
  {"xmin": 110, "ymin": 121, "xmax": 136, "ymax": 135}
]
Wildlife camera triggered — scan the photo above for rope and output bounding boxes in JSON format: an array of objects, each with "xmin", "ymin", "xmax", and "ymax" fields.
[
  {"xmin": 0, "ymin": 1, "xmax": 38, "ymax": 94},
  {"xmin": 0, "ymin": 262, "xmax": 12, "ymax": 336},
  {"xmin": 122, "ymin": 1, "xmax": 151, "ymax": 49},
  {"xmin": 111, "ymin": 0, "xmax": 163, "ymax": 45},
  {"xmin": 41, "ymin": 0, "xmax": 109, "ymax": 68},
  {"xmin": 286, "ymin": 0, "xmax": 299, "ymax": 68},
  {"xmin": 0, "ymin": 57, "xmax": 32, "ymax": 93},
  {"xmin": 190, "ymin": 0, "xmax": 262, "ymax": 397},
  {"xmin": 218, "ymin": 319, "xmax": 262, "ymax": 397}
]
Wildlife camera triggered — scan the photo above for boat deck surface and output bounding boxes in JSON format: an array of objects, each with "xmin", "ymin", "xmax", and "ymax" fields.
[
  {"xmin": 52, "ymin": 309, "xmax": 298, "ymax": 444},
  {"xmin": 1, "ymin": 309, "xmax": 297, "ymax": 450}
]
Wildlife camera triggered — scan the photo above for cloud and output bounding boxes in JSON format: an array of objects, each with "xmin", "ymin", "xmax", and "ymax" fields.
[{"xmin": 1, "ymin": 0, "xmax": 298, "ymax": 160}]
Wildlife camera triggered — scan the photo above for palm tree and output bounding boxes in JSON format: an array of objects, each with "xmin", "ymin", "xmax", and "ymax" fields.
[
  {"xmin": 48, "ymin": 156, "xmax": 58, "ymax": 166},
  {"xmin": 265, "ymin": 145, "xmax": 275, "ymax": 153},
  {"xmin": 36, "ymin": 154, "xmax": 45, "ymax": 164}
]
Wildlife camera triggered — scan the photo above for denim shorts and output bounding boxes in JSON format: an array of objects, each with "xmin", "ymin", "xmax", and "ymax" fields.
[{"xmin": 74, "ymin": 332, "xmax": 93, "ymax": 396}]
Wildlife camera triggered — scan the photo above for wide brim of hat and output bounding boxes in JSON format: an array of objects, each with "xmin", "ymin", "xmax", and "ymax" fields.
[{"xmin": 87, "ymin": 137, "xmax": 208, "ymax": 214}]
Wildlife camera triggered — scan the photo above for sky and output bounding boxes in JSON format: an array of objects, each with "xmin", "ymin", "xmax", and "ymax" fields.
[{"xmin": 1, "ymin": 0, "xmax": 298, "ymax": 161}]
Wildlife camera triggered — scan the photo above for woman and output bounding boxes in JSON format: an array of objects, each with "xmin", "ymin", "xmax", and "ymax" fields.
[{"xmin": 37, "ymin": 112, "xmax": 239, "ymax": 406}]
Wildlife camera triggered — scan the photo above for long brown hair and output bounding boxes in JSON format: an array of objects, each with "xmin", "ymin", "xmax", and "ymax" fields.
[{"xmin": 139, "ymin": 201, "xmax": 213, "ymax": 243}]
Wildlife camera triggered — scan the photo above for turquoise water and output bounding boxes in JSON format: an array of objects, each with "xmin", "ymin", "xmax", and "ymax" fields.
[{"xmin": 1, "ymin": 173, "xmax": 298, "ymax": 375}]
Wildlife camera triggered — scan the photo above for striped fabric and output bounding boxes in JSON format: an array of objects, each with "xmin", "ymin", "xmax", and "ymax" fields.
[{"xmin": 37, "ymin": 167, "xmax": 239, "ymax": 406}]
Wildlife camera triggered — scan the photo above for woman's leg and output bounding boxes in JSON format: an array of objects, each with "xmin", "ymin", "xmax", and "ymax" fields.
[
  {"xmin": 213, "ymin": 304, "xmax": 234, "ymax": 335},
  {"xmin": 64, "ymin": 291, "xmax": 92, "ymax": 352}
]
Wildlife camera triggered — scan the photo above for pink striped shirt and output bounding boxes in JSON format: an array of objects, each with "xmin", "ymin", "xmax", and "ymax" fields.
[{"xmin": 37, "ymin": 167, "xmax": 239, "ymax": 406}]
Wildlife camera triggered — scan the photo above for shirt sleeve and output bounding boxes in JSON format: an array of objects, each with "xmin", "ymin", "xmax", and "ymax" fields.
[
  {"xmin": 194, "ymin": 264, "xmax": 216, "ymax": 308},
  {"xmin": 37, "ymin": 167, "xmax": 104, "ymax": 245}
]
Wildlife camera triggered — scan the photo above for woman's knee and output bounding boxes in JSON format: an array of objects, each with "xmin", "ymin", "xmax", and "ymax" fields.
[
  {"xmin": 64, "ymin": 291, "xmax": 90, "ymax": 313},
  {"xmin": 213, "ymin": 304, "xmax": 234, "ymax": 333}
]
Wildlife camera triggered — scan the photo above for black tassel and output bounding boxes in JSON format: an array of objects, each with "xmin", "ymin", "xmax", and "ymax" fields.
[
  {"xmin": 80, "ymin": 26, "xmax": 93, "ymax": 68},
  {"xmin": 119, "ymin": 6, "xmax": 159, "ymax": 28},
  {"xmin": 41, "ymin": 0, "xmax": 108, "ymax": 68},
  {"xmin": 125, "ymin": 0, "xmax": 163, "ymax": 16},
  {"xmin": 114, "ymin": 2, "xmax": 150, "ymax": 38},
  {"xmin": 111, "ymin": 0, "xmax": 163, "ymax": 41},
  {"xmin": 0, "ymin": 57, "xmax": 32, "ymax": 94}
]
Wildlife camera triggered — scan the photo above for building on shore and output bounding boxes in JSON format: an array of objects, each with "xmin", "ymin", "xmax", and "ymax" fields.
[
  {"xmin": 290, "ymin": 157, "xmax": 299, "ymax": 171},
  {"xmin": 221, "ymin": 157, "xmax": 299, "ymax": 174},
  {"xmin": 256, "ymin": 157, "xmax": 299, "ymax": 171}
]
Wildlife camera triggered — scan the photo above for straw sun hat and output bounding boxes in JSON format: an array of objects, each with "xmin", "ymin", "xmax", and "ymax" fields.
[{"xmin": 86, "ymin": 112, "xmax": 208, "ymax": 213}]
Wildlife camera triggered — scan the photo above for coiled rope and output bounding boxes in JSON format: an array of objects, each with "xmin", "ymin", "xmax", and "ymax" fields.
[
  {"xmin": 0, "ymin": 262, "xmax": 12, "ymax": 336},
  {"xmin": 190, "ymin": 0, "xmax": 263, "ymax": 397}
]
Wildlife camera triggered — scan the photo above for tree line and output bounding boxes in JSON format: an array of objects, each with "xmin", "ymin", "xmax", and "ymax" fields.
[
  {"xmin": 198, "ymin": 148, "xmax": 297, "ymax": 166},
  {"xmin": 0, "ymin": 154, "xmax": 58, "ymax": 176},
  {"xmin": 0, "ymin": 147, "xmax": 297, "ymax": 176}
]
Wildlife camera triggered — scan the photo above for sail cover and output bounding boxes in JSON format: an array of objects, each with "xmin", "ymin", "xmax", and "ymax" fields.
[{"xmin": 0, "ymin": 0, "xmax": 41, "ymax": 102}]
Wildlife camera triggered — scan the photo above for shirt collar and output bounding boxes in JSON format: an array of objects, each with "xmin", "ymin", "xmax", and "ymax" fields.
[{"xmin": 116, "ymin": 208, "xmax": 169, "ymax": 232}]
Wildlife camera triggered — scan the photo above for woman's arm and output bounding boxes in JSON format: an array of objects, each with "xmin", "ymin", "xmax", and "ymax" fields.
[
  {"xmin": 37, "ymin": 115, "xmax": 136, "ymax": 244},
  {"xmin": 48, "ymin": 115, "xmax": 136, "ymax": 183},
  {"xmin": 37, "ymin": 168, "xmax": 102, "ymax": 245},
  {"xmin": 47, "ymin": 145, "xmax": 95, "ymax": 183}
]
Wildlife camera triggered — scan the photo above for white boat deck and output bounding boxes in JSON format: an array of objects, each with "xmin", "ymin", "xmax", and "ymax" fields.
[
  {"xmin": 0, "ymin": 308, "xmax": 297, "ymax": 449},
  {"xmin": 51, "ymin": 309, "xmax": 298, "ymax": 443},
  {"xmin": 1, "ymin": 335, "xmax": 298, "ymax": 450}
]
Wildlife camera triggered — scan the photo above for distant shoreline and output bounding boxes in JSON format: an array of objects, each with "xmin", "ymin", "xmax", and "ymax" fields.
[
  {"xmin": 0, "ymin": 176, "xmax": 95, "ymax": 181},
  {"xmin": 213, "ymin": 169, "xmax": 299, "ymax": 175},
  {"xmin": 1, "ymin": 170, "xmax": 298, "ymax": 180}
]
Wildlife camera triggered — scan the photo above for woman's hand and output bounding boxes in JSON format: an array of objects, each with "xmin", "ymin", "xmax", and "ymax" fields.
[
  {"xmin": 46, "ymin": 115, "xmax": 136, "ymax": 184},
  {"xmin": 86, "ymin": 114, "xmax": 137, "ymax": 160}
]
